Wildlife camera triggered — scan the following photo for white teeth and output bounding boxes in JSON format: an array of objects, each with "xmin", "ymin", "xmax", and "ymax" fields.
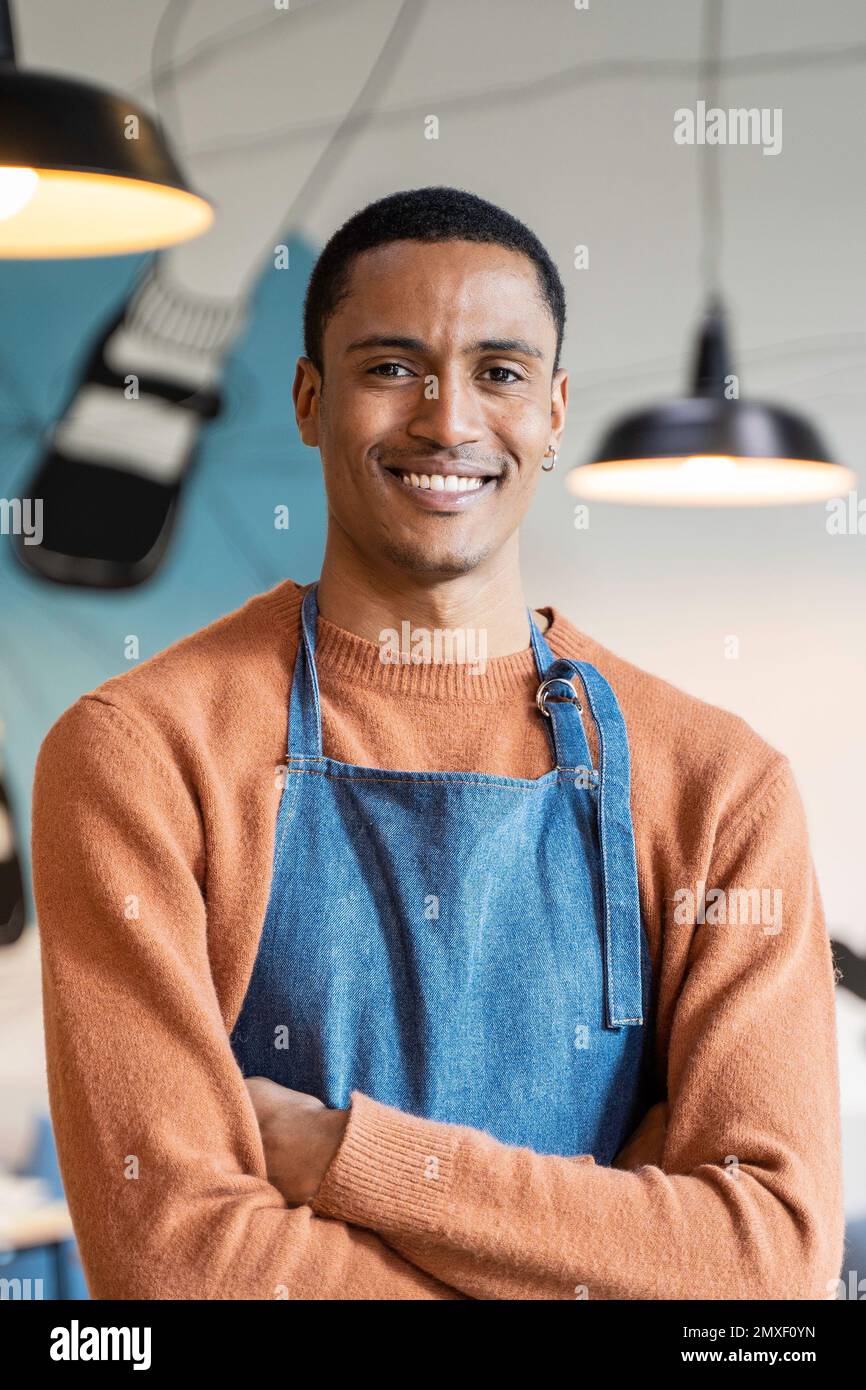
[{"xmin": 397, "ymin": 471, "xmax": 487, "ymax": 492}]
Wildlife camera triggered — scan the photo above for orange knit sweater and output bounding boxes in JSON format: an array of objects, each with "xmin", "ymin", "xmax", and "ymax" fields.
[{"xmin": 31, "ymin": 578, "xmax": 845, "ymax": 1300}]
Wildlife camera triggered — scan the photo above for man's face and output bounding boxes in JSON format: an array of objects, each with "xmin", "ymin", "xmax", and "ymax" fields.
[{"xmin": 294, "ymin": 238, "xmax": 568, "ymax": 578}]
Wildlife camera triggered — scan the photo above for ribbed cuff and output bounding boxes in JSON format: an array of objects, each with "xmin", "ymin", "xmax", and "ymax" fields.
[{"xmin": 310, "ymin": 1091, "xmax": 460, "ymax": 1237}]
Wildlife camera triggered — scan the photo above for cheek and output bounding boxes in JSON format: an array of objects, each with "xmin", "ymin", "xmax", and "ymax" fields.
[
  {"xmin": 324, "ymin": 388, "xmax": 397, "ymax": 461},
  {"xmin": 335, "ymin": 383, "xmax": 400, "ymax": 436},
  {"xmin": 494, "ymin": 398, "xmax": 549, "ymax": 458}
]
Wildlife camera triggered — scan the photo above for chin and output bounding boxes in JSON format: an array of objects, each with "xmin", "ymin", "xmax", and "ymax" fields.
[{"xmin": 381, "ymin": 538, "xmax": 492, "ymax": 578}]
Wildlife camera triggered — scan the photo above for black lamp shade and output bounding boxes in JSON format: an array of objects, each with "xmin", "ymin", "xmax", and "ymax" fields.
[
  {"xmin": 569, "ymin": 303, "xmax": 855, "ymax": 505},
  {"xmin": 0, "ymin": 64, "xmax": 213, "ymax": 256},
  {"xmin": 592, "ymin": 395, "xmax": 835, "ymax": 468}
]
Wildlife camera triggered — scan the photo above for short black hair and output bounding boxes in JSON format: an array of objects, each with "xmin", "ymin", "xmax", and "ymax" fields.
[{"xmin": 302, "ymin": 185, "xmax": 566, "ymax": 379}]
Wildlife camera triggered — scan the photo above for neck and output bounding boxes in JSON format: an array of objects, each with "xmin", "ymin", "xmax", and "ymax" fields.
[{"xmin": 315, "ymin": 530, "xmax": 546, "ymax": 656}]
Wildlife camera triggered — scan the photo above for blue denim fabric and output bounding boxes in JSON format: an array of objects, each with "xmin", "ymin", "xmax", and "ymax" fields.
[{"xmin": 231, "ymin": 583, "xmax": 654, "ymax": 1163}]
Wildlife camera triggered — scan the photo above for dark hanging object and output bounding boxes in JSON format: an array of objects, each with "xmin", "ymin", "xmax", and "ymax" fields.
[
  {"xmin": 0, "ymin": 773, "xmax": 25, "ymax": 946},
  {"xmin": 590, "ymin": 302, "xmax": 836, "ymax": 474},
  {"xmin": 0, "ymin": 0, "xmax": 212, "ymax": 257}
]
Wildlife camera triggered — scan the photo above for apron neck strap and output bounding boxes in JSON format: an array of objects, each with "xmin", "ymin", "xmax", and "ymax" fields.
[
  {"xmin": 528, "ymin": 604, "xmax": 555, "ymax": 676},
  {"xmin": 529, "ymin": 613, "xmax": 598, "ymax": 772},
  {"xmin": 288, "ymin": 583, "xmax": 324, "ymax": 760}
]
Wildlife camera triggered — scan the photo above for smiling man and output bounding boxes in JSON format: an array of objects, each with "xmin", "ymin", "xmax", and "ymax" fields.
[{"xmin": 32, "ymin": 186, "xmax": 844, "ymax": 1301}]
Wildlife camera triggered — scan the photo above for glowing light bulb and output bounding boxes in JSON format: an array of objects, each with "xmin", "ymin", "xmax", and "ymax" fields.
[
  {"xmin": 0, "ymin": 167, "xmax": 39, "ymax": 220},
  {"xmin": 680, "ymin": 454, "xmax": 738, "ymax": 483}
]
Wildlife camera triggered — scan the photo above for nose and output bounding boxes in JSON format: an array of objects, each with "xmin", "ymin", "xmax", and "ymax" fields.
[{"xmin": 405, "ymin": 365, "xmax": 485, "ymax": 450}]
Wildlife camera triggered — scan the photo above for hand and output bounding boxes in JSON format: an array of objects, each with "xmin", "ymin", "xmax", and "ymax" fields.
[
  {"xmin": 244, "ymin": 1077, "xmax": 350, "ymax": 1206},
  {"xmin": 612, "ymin": 1099, "xmax": 669, "ymax": 1171}
]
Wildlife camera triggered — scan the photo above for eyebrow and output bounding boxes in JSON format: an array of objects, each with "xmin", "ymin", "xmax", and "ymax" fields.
[{"xmin": 344, "ymin": 334, "xmax": 544, "ymax": 360}]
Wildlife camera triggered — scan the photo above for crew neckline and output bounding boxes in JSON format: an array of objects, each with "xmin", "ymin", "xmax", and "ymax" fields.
[{"xmin": 267, "ymin": 580, "xmax": 585, "ymax": 702}]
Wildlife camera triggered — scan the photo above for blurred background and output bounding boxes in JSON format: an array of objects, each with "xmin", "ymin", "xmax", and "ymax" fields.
[{"xmin": 0, "ymin": 0, "xmax": 864, "ymax": 1298}]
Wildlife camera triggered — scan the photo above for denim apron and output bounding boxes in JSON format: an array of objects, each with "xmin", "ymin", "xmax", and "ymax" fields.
[{"xmin": 231, "ymin": 583, "xmax": 654, "ymax": 1164}]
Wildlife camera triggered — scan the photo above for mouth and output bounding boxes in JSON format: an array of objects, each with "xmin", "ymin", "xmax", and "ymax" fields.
[{"xmin": 380, "ymin": 463, "xmax": 499, "ymax": 511}]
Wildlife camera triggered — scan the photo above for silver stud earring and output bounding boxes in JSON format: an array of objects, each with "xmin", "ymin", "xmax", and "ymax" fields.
[{"xmin": 542, "ymin": 445, "xmax": 558, "ymax": 472}]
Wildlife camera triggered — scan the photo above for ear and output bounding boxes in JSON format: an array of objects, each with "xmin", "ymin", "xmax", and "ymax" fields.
[
  {"xmin": 293, "ymin": 358, "xmax": 321, "ymax": 447},
  {"xmin": 549, "ymin": 367, "xmax": 568, "ymax": 451}
]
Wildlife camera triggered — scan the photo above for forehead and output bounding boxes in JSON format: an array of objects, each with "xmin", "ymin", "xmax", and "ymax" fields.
[{"xmin": 326, "ymin": 238, "xmax": 555, "ymax": 352}]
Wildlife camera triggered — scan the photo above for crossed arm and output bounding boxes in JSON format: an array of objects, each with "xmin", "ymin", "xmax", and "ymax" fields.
[
  {"xmin": 248, "ymin": 758, "xmax": 847, "ymax": 1302},
  {"xmin": 33, "ymin": 696, "xmax": 845, "ymax": 1300}
]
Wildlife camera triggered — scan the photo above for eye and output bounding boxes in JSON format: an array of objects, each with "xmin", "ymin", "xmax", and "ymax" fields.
[
  {"xmin": 368, "ymin": 362, "xmax": 415, "ymax": 378},
  {"xmin": 481, "ymin": 366, "xmax": 524, "ymax": 384}
]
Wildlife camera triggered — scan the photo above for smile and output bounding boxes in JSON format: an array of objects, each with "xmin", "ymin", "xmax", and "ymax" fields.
[
  {"xmin": 381, "ymin": 464, "xmax": 498, "ymax": 510},
  {"xmin": 401, "ymin": 471, "xmax": 484, "ymax": 492}
]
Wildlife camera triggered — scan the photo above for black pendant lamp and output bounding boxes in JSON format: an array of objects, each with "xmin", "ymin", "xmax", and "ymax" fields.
[
  {"xmin": 0, "ymin": 0, "xmax": 213, "ymax": 257},
  {"xmin": 568, "ymin": 0, "xmax": 854, "ymax": 507},
  {"xmin": 568, "ymin": 299, "xmax": 855, "ymax": 506}
]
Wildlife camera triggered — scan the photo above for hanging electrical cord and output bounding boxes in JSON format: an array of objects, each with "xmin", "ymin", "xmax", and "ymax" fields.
[
  {"xmin": 149, "ymin": 0, "xmax": 195, "ymax": 154},
  {"xmin": 699, "ymin": 0, "xmax": 724, "ymax": 306}
]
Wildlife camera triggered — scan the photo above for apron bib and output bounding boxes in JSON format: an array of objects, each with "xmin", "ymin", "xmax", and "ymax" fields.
[{"xmin": 231, "ymin": 583, "xmax": 654, "ymax": 1163}]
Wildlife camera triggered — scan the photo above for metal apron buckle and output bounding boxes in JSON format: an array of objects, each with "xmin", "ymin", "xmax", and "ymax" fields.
[{"xmin": 535, "ymin": 675, "xmax": 583, "ymax": 718}]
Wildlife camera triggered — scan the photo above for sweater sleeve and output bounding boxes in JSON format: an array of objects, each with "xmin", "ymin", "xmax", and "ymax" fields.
[
  {"xmin": 310, "ymin": 756, "xmax": 846, "ymax": 1300},
  {"xmin": 32, "ymin": 695, "xmax": 461, "ymax": 1301}
]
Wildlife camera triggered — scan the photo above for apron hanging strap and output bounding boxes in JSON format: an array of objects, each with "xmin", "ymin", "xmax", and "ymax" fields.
[
  {"xmin": 576, "ymin": 659, "xmax": 644, "ymax": 1028},
  {"xmin": 538, "ymin": 655, "xmax": 644, "ymax": 1029}
]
